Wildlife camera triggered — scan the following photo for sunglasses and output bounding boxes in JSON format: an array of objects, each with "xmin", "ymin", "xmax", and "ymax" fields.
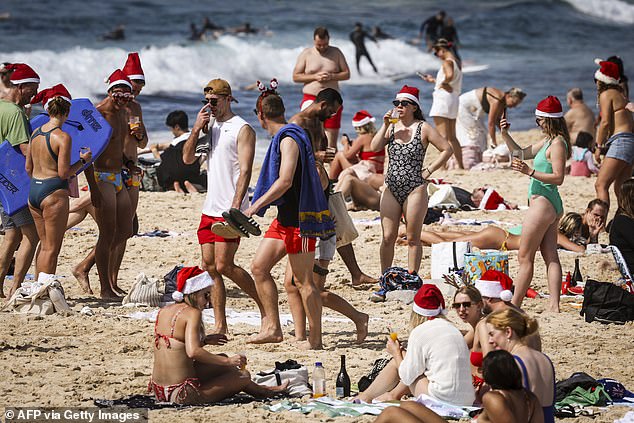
[
  {"xmin": 535, "ymin": 117, "xmax": 543, "ymax": 127},
  {"xmin": 392, "ymin": 100, "xmax": 414, "ymax": 107},
  {"xmin": 202, "ymin": 97, "xmax": 219, "ymax": 106},
  {"xmin": 452, "ymin": 301, "xmax": 472, "ymax": 309},
  {"xmin": 111, "ymin": 92, "xmax": 134, "ymax": 100}
]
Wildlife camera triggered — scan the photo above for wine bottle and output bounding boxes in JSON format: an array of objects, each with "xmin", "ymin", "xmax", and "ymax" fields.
[
  {"xmin": 571, "ymin": 258, "xmax": 583, "ymax": 287},
  {"xmin": 336, "ymin": 354, "xmax": 351, "ymax": 398}
]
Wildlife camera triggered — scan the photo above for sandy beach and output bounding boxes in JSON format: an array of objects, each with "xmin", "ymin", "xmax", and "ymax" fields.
[{"xmin": 1, "ymin": 129, "xmax": 632, "ymax": 422}]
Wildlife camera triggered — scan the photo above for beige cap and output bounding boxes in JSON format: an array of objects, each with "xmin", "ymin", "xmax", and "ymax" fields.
[{"xmin": 204, "ymin": 78, "xmax": 238, "ymax": 102}]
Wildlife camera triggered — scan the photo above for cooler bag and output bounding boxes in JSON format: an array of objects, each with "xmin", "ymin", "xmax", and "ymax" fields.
[
  {"xmin": 431, "ymin": 241, "xmax": 471, "ymax": 279},
  {"xmin": 464, "ymin": 250, "xmax": 509, "ymax": 283}
]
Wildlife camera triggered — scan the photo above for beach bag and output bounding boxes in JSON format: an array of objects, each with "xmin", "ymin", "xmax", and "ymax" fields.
[
  {"xmin": 2, "ymin": 279, "xmax": 67, "ymax": 316},
  {"xmin": 580, "ymin": 279, "xmax": 634, "ymax": 324},
  {"xmin": 464, "ymin": 250, "xmax": 509, "ymax": 283},
  {"xmin": 431, "ymin": 241, "xmax": 472, "ymax": 279},
  {"xmin": 254, "ymin": 360, "xmax": 311, "ymax": 397},
  {"xmin": 329, "ymin": 192, "xmax": 358, "ymax": 248},
  {"xmin": 161, "ymin": 265, "xmax": 183, "ymax": 304},
  {"xmin": 378, "ymin": 267, "xmax": 423, "ymax": 293},
  {"xmin": 122, "ymin": 273, "xmax": 163, "ymax": 307},
  {"xmin": 358, "ymin": 358, "xmax": 391, "ymax": 392}
]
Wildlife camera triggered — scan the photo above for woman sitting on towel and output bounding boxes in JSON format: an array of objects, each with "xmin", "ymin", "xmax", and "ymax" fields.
[
  {"xmin": 357, "ymin": 285, "xmax": 474, "ymax": 406},
  {"xmin": 150, "ymin": 267, "xmax": 287, "ymax": 404},
  {"xmin": 374, "ymin": 350, "xmax": 543, "ymax": 423},
  {"xmin": 26, "ymin": 85, "xmax": 92, "ymax": 280}
]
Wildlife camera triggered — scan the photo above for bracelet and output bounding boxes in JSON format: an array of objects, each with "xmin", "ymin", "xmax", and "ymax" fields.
[
  {"xmin": 424, "ymin": 167, "xmax": 431, "ymax": 177},
  {"xmin": 529, "ymin": 169, "xmax": 535, "ymax": 177}
]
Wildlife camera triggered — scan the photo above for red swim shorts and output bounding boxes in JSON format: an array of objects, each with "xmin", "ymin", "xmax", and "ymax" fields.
[
  {"xmin": 264, "ymin": 218, "xmax": 316, "ymax": 254},
  {"xmin": 300, "ymin": 93, "xmax": 343, "ymax": 129},
  {"xmin": 197, "ymin": 215, "xmax": 240, "ymax": 244}
]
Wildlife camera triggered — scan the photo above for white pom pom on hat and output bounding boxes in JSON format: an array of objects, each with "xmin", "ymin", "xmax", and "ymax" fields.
[
  {"xmin": 172, "ymin": 291, "xmax": 184, "ymax": 302},
  {"xmin": 475, "ymin": 270, "xmax": 514, "ymax": 301}
]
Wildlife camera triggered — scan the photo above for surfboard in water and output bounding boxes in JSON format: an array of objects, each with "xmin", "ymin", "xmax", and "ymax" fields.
[{"xmin": 0, "ymin": 98, "xmax": 112, "ymax": 215}]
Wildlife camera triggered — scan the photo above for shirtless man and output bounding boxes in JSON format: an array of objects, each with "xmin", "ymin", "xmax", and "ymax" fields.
[
  {"xmin": 0, "ymin": 63, "xmax": 13, "ymax": 99},
  {"xmin": 246, "ymin": 88, "xmax": 336, "ymax": 349},
  {"xmin": 88, "ymin": 69, "xmax": 139, "ymax": 299},
  {"xmin": 293, "ymin": 26, "xmax": 350, "ymax": 150},
  {"xmin": 182, "ymin": 78, "xmax": 264, "ymax": 335},
  {"xmin": 0, "ymin": 63, "xmax": 40, "ymax": 298},
  {"xmin": 564, "ymin": 88, "xmax": 595, "ymax": 145}
]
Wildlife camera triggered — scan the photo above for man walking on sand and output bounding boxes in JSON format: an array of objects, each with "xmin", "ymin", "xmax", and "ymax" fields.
[
  {"xmin": 293, "ymin": 26, "xmax": 350, "ymax": 150},
  {"xmin": 246, "ymin": 87, "xmax": 336, "ymax": 350},
  {"xmin": 182, "ymin": 78, "xmax": 265, "ymax": 334}
]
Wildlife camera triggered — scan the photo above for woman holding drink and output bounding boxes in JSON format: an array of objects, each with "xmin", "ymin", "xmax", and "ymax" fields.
[
  {"xmin": 26, "ymin": 85, "xmax": 93, "ymax": 278},
  {"xmin": 500, "ymin": 96, "xmax": 570, "ymax": 312},
  {"xmin": 371, "ymin": 85, "xmax": 452, "ymax": 274}
]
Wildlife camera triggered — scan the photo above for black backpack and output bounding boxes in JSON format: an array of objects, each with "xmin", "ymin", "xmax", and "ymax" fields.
[{"xmin": 580, "ymin": 279, "xmax": 634, "ymax": 324}]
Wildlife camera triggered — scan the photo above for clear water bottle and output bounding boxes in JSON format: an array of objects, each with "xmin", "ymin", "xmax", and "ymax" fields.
[{"xmin": 312, "ymin": 362, "xmax": 326, "ymax": 398}]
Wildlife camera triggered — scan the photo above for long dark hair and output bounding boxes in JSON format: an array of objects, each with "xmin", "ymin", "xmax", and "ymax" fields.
[{"xmin": 482, "ymin": 350, "xmax": 523, "ymax": 390}]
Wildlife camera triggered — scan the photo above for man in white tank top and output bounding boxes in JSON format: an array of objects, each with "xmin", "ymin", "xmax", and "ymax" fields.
[{"xmin": 182, "ymin": 79, "xmax": 264, "ymax": 334}]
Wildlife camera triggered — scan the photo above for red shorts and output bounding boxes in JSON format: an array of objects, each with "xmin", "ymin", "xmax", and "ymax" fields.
[
  {"xmin": 264, "ymin": 219, "xmax": 315, "ymax": 254},
  {"xmin": 197, "ymin": 215, "xmax": 240, "ymax": 244},
  {"xmin": 301, "ymin": 93, "xmax": 343, "ymax": 129}
]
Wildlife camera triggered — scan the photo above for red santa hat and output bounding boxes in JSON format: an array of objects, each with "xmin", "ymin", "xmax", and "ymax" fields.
[
  {"xmin": 535, "ymin": 96, "xmax": 563, "ymax": 119},
  {"xmin": 6, "ymin": 63, "xmax": 40, "ymax": 85},
  {"xmin": 479, "ymin": 187, "xmax": 508, "ymax": 211},
  {"xmin": 104, "ymin": 69, "xmax": 132, "ymax": 91},
  {"xmin": 412, "ymin": 284, "xmax": 446, "ymax": 317},
  {"xmin": 395, "ymin": 85, "xmax": 421, "ymax": 109},
  {"xmin": 122, "ymin": 52, "xmax": 145, "ymax": 82},
  {"xmin": 30, "ymin": 84, "xmax": 72, "ymax": 111},
  {"xmin": 475, "ymin": 270, "xmax": 514, "ymax": 302},
  {"xmin": 172, "ymin": 266, "xmax": 214, "ymax": 302},
  {"xmin": 352, "ymin": 110, "xmax": 376, "ymax": 127},
  {"xmin": 594, "ymin": 60, "xmax": 620, "ymax": 85}
]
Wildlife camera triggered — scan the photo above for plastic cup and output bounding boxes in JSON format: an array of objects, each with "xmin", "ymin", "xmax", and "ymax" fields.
[
  {"xmin": 389, "ymin": 109, "xmax": 399, "ymax": 124},
  {"xmin": 129, "ymin": 116, "xmax": 140, "ymax": 130}
]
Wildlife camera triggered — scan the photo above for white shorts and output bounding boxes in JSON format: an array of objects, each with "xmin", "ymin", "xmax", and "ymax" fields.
[
  {"xmin": 429, "ymin": 89, "xmax": 459, "ymax": 119},
  {"xmin": 315, "ymin": 235, "xmax": 336, "ymax": 261}
]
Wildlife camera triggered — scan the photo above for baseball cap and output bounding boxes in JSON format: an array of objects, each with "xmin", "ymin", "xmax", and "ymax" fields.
[{"xmin": 204, "ymin": 78, "xmax": 238, "ymax": 102}]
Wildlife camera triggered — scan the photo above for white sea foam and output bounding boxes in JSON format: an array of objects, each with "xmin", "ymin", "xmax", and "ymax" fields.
[
  {"xmin": 563, "ymin": 0, "xmax": 634, "ymax": 24},
  {"xmin": 2, "ymin": 36, "xmax": 437, "ymax": 98}
]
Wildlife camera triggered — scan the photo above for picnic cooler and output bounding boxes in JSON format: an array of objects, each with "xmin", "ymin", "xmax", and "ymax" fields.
[{"xmin": 464, "ymin": 250, "xmax": 509, "ymax": 282}]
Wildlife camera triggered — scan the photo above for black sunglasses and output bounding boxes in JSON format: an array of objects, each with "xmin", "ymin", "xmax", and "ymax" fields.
[
  {"xmin": 392, "ymin": 100, "xmax": 414, "ymax": 107},
  {"xmin": 201, "ymin": 97, "xmax": 219, "ymax": 106},
  {"xmin": 452, "ymin": 301, "xmax": 472, "ymax": 309}
]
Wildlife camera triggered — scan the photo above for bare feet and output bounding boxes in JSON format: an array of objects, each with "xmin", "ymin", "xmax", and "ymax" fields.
[
  {"xmin": 111, "ymin": 285, "xmax": 127, "ymax": 296},
  {"xmin": 352, "ymin": 273, "xmax": 378, "ymax": 288},
  {"xmin": 247, "ymin": 330, "xmax": 283, "ymax": 344},
  {"xmin": 100, "ymin": 288, "xmax": 120, "ymax": 300},
  {"xmin": 72, "ymin": 266, "xmax": 94, "ymax": 295},
  {"xmin": 355, "ymin": 313, "xmax": 369, "ymax": 344},
  {"xmin": 298, "ymin": 340, "xmax": 323, "ymax": 350}
]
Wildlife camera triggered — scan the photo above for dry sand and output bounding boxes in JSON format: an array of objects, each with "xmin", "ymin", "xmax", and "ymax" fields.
[{"xmin": 1, "ymin": 129, "xmax": 632, "ymax": 422}]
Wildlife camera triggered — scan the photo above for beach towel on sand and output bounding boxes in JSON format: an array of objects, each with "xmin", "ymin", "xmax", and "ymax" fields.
[{"xmin": 252, "ymin": 123, "xmax": 335, "ymax": 239}]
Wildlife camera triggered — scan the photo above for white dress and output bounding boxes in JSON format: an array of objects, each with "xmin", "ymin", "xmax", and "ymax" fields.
[
  {"xmin": 429, "ymin": 58, "xmax": 462, "ymax": 119},
  {"xmin": 456, "ymin": 89, "xmax": 487, "ymax": 151}
]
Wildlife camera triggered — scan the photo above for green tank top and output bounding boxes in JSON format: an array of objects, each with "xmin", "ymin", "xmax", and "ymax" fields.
[{"xmin": 528, "ymin": 139, "xmax": 566, "ymax": 215}]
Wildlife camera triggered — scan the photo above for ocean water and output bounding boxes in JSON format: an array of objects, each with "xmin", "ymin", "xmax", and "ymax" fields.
[{"xmin": 1, "ymin": 0, "xmax": 632, "ymax": 158}]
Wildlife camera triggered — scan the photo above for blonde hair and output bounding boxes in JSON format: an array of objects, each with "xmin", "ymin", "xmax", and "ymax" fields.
[
  {"xmin": 558, "ymin": 212, "xmax": 583, "ymax": 240},
  {"xmin": 354, "ymin": 122, "xmax": 376, "ymax": 135},
  {"xmin": 540, "ymin": 117, "xmax": 572, "ymax": 159},
  {"xmin": 485, "ymin": 308, "xmax": 538, "ymax": 339},
  {"xmin": 409, "ymin": 310, "xmax": 445, "ymax": 330},
  {"xmin": 506, "ymin": 87, "xmax": 526, "ymax": 101}
]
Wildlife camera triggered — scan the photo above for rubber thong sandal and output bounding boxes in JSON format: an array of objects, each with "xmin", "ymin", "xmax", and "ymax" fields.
[
  {"xmin": 220, "ymin": 212, "xmax": 250, "ymax": 238},
  {"xmin": 211, "ymin": 222, "xmax": 244, "ymax": 238},
  {"xmin": 228, "ymin": 208, "xmax": 261, "ymax": 236}
]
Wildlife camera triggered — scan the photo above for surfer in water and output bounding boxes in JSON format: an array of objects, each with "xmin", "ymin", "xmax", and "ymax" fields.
[{"xmin": 349, "ymin": 22, "xmax": 379, "ymax": 75}]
